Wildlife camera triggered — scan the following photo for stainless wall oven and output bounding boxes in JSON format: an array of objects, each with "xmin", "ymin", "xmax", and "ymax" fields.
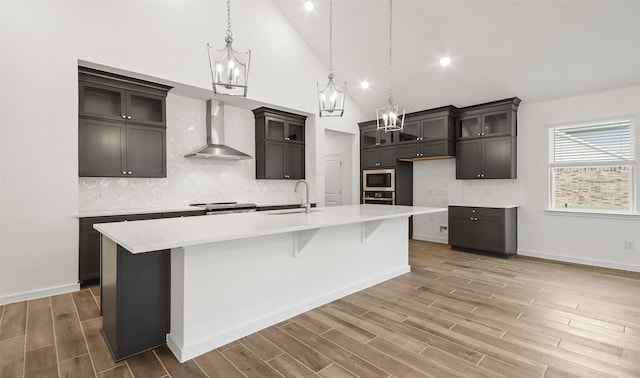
[{"xmin": 362, "ymin": 169, "xmax": 395, "ymax": 205}]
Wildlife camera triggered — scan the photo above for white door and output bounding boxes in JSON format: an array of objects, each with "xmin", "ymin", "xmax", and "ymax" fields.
[{"xmin": 324, "ymin": 153, "xmax": 343, "ymax": 206}]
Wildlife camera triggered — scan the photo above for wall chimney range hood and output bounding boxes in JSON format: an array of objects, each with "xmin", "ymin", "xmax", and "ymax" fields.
[{"xmin": 184, "ymin": 100, "xmax": 252, "ymax": 160}]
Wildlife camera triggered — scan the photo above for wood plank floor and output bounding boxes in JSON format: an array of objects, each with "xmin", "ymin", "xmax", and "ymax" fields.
[{"xmin": 2, "ymin": 240, "xmax": 640, "ymax": 377}]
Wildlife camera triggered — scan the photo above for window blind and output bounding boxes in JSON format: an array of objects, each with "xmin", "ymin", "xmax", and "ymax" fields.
[{"xmin": 549, "ymin": 120, "xmax": 636, "ymax": 165}]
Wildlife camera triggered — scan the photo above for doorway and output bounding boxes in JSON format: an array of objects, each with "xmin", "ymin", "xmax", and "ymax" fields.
[{"xmin": 324, "ymin": 153, "xmax": 343, "ymax": 206}]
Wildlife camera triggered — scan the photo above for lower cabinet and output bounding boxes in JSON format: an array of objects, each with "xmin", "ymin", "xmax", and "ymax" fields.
[
  {"xmin": 79, "ymin": 211, "xmax": 204, "ymax": 284},
  {"xmin": 448, "ymin": 206, "xmax": 517, "ymax": 255},
  {"xmin": 101, "ymin": 238, "xmax": 170, "ymax": 361}
]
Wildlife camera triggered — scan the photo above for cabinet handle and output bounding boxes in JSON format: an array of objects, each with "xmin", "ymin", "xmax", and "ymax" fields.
[
  {"xmin": 128, "ymin": 171, "xmax": 132, "ymax": 175},
  {"xmin": 477, "ymin": 133, "xmax": 481, "ymax": 136},
  {"xmin": 284, "ymin": 137, "xmax": 290, "ymax": 141},
  {"xmin": 284, "ymin": 174, "xmax": 290, "ymax": 178},
  {"xmin": 127, "ymin": 116, "xmax": 132, "ymax": 120},
  {"xmin": 477, "ymin": 174, "xmax": 481, "ymax": 177},
  {"xmin": 122, "ymin": 171, "xmax": 126, "ymax": 175},
  {"xmin": 481, "ymin": 174, "xmax": 485, "ymax": 178},
  {"xmin": 474, "ymin": 217, "xmax": 478, "ymax": 221},
  {"xmin": 121, "ymin": 115, "xmax": 126, "ymax": 119},
  {"xmin": 470, "ymin": 217, "xmax": 474, "ymax": 220},
  {"xmin": 472, "ymin": 209, "xmax": 476, "ymax": 213}
]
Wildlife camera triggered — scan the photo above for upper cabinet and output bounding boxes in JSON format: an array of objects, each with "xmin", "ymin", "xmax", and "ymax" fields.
[
  {"xmin": 359, "ymin": 121, "xmax": 397, "ymax": 169},
  {"xmin": 396, "ymin": 107, "xmax": 456, "ymax": 161},
  {"xmin": 455, "ymin": 98, "xmax": 520, "ymax": 180},
  {"xmin": 253, "ymin": 107, "xmax": 307, "ymax": 180},
  {"xmin": 78, "ymin": 67, "xmax": 171, "ymax": 178},
  {"xmin": 360, "ymin": 124, "xmax": 396, "ymax": 148}
]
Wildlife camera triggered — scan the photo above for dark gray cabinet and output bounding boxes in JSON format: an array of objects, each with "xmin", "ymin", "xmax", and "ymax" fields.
[
  {"xmin": 79, "ymin": 119, "xmax": 166, "ymax": 178},
  {"xmin": 396, "ymin": 108, "xmax": 456, "ymax": 160},
  {"xmin": 253, "ymin": 108, "xmax": 307, "ymax": 180},
  {"xmin": 359, "ymin": 121, "xmax": 397, "ymax": 169},
  {"xmin": 101, "ymin": 240, "xmax": 170, "ymax": 361},
  {"xmin": 78, "ymin": 67, "xmax": 170, "ymax": 178},
  {"xmin": 456, "ymin": 136, "xmax": 516, "ymax": 179},
  {"xmin": 79, "ymin": 83, "xmax": 166, "ymax": 127},
  {"xmin": 448, "ymin": 206, "xmax": 517, "ymax": 255},
  {"xmin": 362, "ymin": 146, "xmax": 397, "ymax": 169},
  {"xmin": 79, "ymin": 210, "xmax": 203, "ymax": 284},
  {"xmin": 455, "ymin": 98, "xmax": 520, "ymax": 180}
]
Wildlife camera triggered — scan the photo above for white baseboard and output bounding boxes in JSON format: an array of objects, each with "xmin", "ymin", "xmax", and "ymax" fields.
[
  {"xmin": 412, "ymin": 235, "xmax": 448, "ymax": 244},
  {"xmin": 167, "ymin": 265, "xmax": 410, "ymax": 362},
  {"xmin": 518, "ymin": 249, "xmax": 640, "ymax": 273},
  {"xmin": 0, "ymin": 283, "xmax": 80, "ymax": 305}
]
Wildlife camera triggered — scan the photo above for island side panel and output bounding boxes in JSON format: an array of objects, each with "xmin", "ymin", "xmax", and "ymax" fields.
[
  {"xmin": 100, "ymin": 235, "xmax": 171, "ymax": 361},
  {"xmin": 167, "ymin": 216, "xmax": 409, "ymax": 362}
]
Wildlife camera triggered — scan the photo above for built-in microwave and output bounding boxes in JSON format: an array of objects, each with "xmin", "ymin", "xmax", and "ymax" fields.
[{"xmin": 362, "ymin": 169, "xmax": 395, "ymax": 191}]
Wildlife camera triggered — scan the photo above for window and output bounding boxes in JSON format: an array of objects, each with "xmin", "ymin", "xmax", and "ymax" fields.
[{"xmin": 549, "ymin": 120, "xmax": 636, "ymax": 213}]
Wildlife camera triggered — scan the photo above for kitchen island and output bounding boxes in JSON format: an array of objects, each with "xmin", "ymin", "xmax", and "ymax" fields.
[{"xmin": 95, "ymin": 204, "xmax": 446, "ymax": 362}]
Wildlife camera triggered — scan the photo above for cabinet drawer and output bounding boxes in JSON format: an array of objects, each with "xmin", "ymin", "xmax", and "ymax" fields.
[{"xmin": 448, "ymin": 206, "xmax": 505, "ymax": 218}]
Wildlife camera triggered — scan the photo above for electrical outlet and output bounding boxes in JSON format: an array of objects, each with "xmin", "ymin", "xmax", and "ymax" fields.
[
  {"xmin": 624, "ymin": 240, "xmax": 635, "ymax": 250},
  {"xmin": 439, "ymin": 226, "xmax": 448, "ymax": 233}
]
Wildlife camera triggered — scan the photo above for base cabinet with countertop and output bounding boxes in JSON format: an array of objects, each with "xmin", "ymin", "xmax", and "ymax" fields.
[
  {"xmin": 78, "ymin": 210, "xmax": 205, "ymax": 284},
  {"xmin": 448, "ymin": 205, "xmax": 517, "ymax": 255}
]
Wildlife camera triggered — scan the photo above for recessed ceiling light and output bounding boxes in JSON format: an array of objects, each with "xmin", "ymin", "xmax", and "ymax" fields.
[
  {"xmin": 440, "ymin": 57, "xmax": 452, "ymax": 66},
  {"xmin": 360, "ymin": 81, "xmax": 370, "ymax": 89},
  {"xmin": 304, "ymin": 1, "xmax": 314, "ymax": 12}
]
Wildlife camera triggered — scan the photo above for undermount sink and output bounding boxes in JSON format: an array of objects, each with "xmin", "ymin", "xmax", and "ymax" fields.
[{"xmin": 267, "ymin": 208, "xmax": 323, "ymax": 215}]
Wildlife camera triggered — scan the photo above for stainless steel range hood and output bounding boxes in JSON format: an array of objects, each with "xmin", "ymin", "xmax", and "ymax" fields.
[{"xmin": 184, "ymin": 100, "xmax": 252, "ymax": 160}]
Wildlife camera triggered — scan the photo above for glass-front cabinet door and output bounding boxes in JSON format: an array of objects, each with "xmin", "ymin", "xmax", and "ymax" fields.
[
  {"xmin": 421, "ymin": 118, "xmax": 447, "ymax": 140},
  {"xmin": 458, "ymin": 116, "xmax": 481, "ymax": 139},
  {"xmin": 127, "ymin": 92, "xmax": 165, "ymax": 126},
  {"xmin": 398, "ymin": 120, "xmax": 420, "ymax": 143},
  {"xmin": 265, "ymin": 118, "xmax": 285, "ymax": 141},
  {"xmin": 378, "ymin": 129, "xmax": 395, "ymax": 146},
  {"xmin": 482, "ymin": 111, "xmax": 512, "ymax": 137},
  {"xmin": 79, "ymin": 82, "xmax": 126, "ymax": 121},
  {"xmin": 361, "ymin": 129, "xmax": 379, "ymax": 147},
  {"xmin": 286, "ymin": 122, "xmax": 305, "ymax": 142}
]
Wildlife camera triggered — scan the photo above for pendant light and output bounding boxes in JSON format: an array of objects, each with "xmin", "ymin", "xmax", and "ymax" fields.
[
  {"xmin": 208, "ymin": 0, "xmax": 251, "ymax": 97},
  {"xmin": 317, "ymin": 0, "xmax": 346, "ymax": 117},
  {"xmin": 376, "ymin": 0, "xmax": 404, "ymax": 132}
]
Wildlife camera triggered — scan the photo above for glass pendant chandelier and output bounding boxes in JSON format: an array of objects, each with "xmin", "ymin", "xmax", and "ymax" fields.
[
  {"xmin": 376, "ymin": 0, "xmax": 404, "ymax": 132},
  {"xmin": 208, "ymin": 0, "xmax": 251, "ymax": 97},
  {"xmin": 317, "ymin": 0, "xmax": 346, "ymax": 117}
]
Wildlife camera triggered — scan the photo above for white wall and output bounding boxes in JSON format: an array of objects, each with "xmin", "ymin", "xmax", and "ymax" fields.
[
  {"xmin": 413, "ymin": 86, "xmax": 640, "ymax": 272},
  {"xmin": 0, "ymin": 0, "xmax": 365, "ymax": 303}
]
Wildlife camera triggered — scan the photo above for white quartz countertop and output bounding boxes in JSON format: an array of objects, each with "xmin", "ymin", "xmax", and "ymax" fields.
[
  {"xmin": 94, "ymin": 204, "xmax": 447, "ymax": 254},
  {"xmin": 448, "ymin": 203, "xmax": 519, "ymax": 209},
  {"xmin": 76, "ymin": 205, "xmax": 205, "ymax": 218}
]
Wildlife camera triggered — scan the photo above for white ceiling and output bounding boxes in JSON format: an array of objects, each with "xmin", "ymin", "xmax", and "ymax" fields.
[{"xmin": 273, "ymin": 0, "xmax": 640, "ymax": 119}]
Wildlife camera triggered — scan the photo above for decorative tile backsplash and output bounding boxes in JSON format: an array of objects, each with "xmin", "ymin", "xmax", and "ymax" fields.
[{"xmin": 78, "ymin": 94, "xmax": 302, "ymax": 211}]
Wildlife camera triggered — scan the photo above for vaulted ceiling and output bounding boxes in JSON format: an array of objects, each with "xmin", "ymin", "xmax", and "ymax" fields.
[{"xmin": 273, "ymin": 0, "xmax": 640, "ymax": 119}]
